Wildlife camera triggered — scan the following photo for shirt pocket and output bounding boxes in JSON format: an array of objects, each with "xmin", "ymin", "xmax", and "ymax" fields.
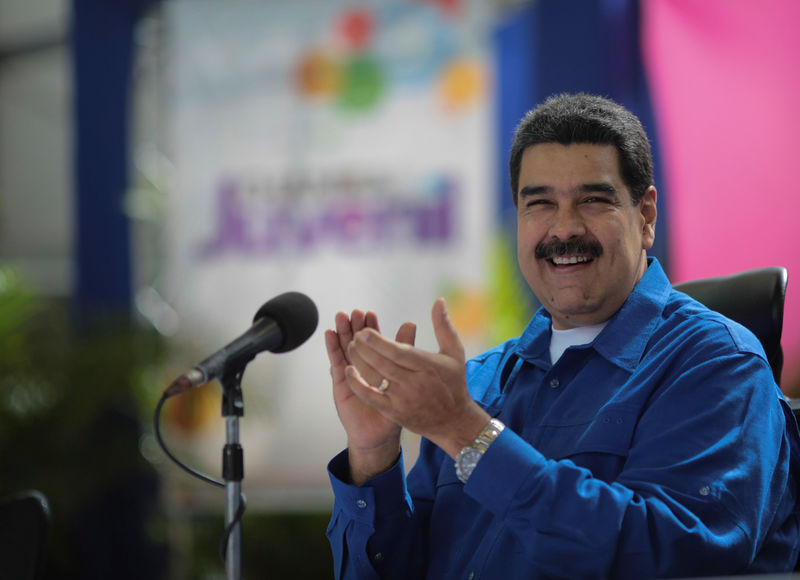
[{"xmin": 534, "ymin": 406, "xmax": 640, "ymax": 462}]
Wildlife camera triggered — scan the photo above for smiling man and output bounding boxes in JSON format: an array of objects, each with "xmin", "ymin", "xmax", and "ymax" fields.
[
  {"xmin": 324, "ymin": 94, "xmax": 800, "ymax": 578},
  {"xmin": 516, "ymin": 141, "xmax": 655, "ymax": 330}
]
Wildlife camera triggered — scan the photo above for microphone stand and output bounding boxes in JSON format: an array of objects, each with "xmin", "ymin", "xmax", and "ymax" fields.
[{"xmin": 220, "ymin": 364, "xmax": 247, "ymax": 580}]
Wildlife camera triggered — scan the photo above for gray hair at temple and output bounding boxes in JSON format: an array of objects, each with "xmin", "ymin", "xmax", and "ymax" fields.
[{"xmin": 509, "ymin": 93, "xmax": 655, "ymax": 207}]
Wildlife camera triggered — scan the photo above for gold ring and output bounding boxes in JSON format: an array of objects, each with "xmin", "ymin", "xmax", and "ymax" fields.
[{"xmin": 377, "ymin": 378, "xmax": 390, "ymax": 393}]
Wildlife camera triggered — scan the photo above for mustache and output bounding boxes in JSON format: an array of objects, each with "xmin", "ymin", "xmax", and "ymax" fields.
[{"xmin": 534, "ymin": 238, "xmax": 603, "ymax": 260}]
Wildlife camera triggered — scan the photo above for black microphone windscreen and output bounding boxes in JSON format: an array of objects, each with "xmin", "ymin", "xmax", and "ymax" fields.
[{"xmin": 253, "ymin": 292, "xmax": 318, "ymax": 353}]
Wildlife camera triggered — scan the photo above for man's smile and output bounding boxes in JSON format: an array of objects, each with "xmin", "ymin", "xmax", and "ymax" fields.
[
  {"xmin": 535, "ymin": 237, "xmax": 603, "ymax": 270},
  {"xmin": 549, "ymin": 255, "xmax": 594, "ymax": 266}
]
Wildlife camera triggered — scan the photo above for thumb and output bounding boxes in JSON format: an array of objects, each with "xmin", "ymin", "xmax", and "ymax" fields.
[{"xmin": 432, "ymin": 298, "xmax": 464, "ymax": 362}]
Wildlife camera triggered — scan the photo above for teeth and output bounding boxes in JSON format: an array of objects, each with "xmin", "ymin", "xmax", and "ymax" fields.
[{"xmin": 551, "ymin": 256, "xmax": 590, "ymax": 265}]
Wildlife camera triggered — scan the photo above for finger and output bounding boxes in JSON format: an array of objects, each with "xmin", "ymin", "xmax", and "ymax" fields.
[
  {"xmin": 350, "ymin": 329, "xmax": 417, "ymax": 383},
  {"xmin": 346, "ymin": 338, "xmax": 388, "ymax": 387},
  {"xmin": 325, "ymin": 329, "xmax": 347, "ymax": 366},
  {"xmin": 350, "ymin": 309, "xmax": 366, "ymax": 332},
  {"xmin": 395, "ymin": 321, "xmax": 417, "ymax": 346},
  {"xmin": 345, "ymin": 365, "xmax": 391, "ymax": 400},
  {"xmin": 432, "ymin": 298, "xmax": 465, "ymax": 363},
  {"xmin": 365, "ymin": 310, "xmax": 381, "ymax": 332},
  {"xmin": 335, "ymin": 311, "xmax": 355, "ymax": 351},
  {"xmin": 325, "ymin": 329, "xmax": 352, "ymax": 386}
]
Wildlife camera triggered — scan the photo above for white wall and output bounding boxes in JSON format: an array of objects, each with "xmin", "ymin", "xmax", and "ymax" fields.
[{"xmin": 0, "ymin": 0, "xmax": 72, "ymax": 295}]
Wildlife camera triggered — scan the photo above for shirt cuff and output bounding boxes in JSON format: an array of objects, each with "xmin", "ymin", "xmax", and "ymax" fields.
[
  {"xmin": 328, "ymin": 449, "xmax": 412, "ymax": 523},
  {"xmin": 463, "ymin": 427, "xmax": 547, "ymax": 518}
]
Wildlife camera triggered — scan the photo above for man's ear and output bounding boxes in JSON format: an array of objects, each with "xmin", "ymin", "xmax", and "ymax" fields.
[{"xmin": 640, "ymin": 186, "xmax": 657, "ymax": 250}]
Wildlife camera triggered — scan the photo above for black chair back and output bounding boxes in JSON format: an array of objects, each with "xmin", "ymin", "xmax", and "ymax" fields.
[
  {"xmin": 0, "ymin": 490, "xmax": 50, "ymax": 580},
  {"xmin": 673, "ymin": 267, "xmax": 788, "ymax": 386}
]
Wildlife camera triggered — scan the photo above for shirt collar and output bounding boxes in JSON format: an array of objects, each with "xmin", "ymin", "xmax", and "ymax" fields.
[{"xmin": 515, "ymin": 257, "xmax": 671, "ymax": 372}]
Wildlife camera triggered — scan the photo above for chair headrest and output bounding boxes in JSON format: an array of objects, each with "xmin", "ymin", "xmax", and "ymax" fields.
[{"xmin": 673, "ymin": 267, "xmax": 787, "ymax": 385}]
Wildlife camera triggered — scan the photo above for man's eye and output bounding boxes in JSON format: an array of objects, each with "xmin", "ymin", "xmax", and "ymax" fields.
[
  {"xmin": 525, "ymin": 199, "xmax": 550, "ymax": 207},
  {"xmin": 583, "ymin": 196, "xmax": 610, "ymax": 204}
]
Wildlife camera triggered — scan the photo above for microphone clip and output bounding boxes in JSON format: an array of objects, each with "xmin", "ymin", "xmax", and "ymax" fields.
[{"xmin": 219, "ymin": 366, "xmax": 246, "ymax": 418}]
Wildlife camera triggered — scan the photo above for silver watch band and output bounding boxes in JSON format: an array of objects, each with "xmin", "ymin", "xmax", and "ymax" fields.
[{"xmin": 473, "ymin": 418, "xmax": 504, "ymax": 451}]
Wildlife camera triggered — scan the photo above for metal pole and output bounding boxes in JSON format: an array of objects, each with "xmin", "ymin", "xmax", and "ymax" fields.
[
  {"xmin": 225, "ymin": 415, "xmax": 242, "ymax": 580},
  {"xmin": 220, "ymin": 369, "xmax": 246, "ymax": 580}
]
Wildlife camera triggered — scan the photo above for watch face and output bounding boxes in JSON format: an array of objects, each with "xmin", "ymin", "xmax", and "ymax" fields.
[
  {"xmin": 460, "ymin": 448, "xmax": 482, "ymax": 469},
  {"xmin": 456, "ymin": 448, "xmax": 484, "ymax": 482}
]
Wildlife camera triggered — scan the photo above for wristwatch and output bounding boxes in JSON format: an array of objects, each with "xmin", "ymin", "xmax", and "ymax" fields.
[{"xmin": 455, "ymin": 418, "xmax": 505, "ymax": 484}]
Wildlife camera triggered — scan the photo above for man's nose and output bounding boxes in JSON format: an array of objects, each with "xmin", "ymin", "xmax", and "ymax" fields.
[{"xmin": 547, "ymin": 206, "xmax": 586, "ymax": 240}]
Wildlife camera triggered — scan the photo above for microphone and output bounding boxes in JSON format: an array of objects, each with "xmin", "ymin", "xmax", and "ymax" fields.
[{"xmin": 163, "ymin": 292, "xmax": 318, "ymax": 398}]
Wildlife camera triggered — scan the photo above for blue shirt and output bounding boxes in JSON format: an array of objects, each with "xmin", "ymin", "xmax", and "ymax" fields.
[{"xmin": 327, "ymin": 259, "xmax": 800, "ymax": 578}]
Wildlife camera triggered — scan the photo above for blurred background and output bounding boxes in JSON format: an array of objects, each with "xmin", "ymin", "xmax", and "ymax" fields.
[{"xmin": 1, "ymin": 0, "xmax": 798, "ymax": 577}]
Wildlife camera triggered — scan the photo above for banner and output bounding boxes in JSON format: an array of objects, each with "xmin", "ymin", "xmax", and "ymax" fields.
[{"xmin": 164, "ymin": 0, "xmax": 494, "ymax": 507}]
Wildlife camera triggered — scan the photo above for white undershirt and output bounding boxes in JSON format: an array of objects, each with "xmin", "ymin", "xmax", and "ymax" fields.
[{"xmin": 549, "ymin": 322, "xmax": 607, "ymax": 364}]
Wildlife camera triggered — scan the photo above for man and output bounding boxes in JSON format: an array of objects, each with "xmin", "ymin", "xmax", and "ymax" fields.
[{"xmin": 324, "ymin": 93, "xmax": 800, "ymax": 578}]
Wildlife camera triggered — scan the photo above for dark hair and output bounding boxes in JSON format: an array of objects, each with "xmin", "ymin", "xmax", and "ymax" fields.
[{"xmin": 509, "ymin": 93, "xmax": 654, "ymax": 206}]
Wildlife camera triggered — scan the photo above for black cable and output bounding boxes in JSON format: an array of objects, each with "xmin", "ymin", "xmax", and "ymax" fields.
[
  {"xmin": 153, "ymin": 393, "xmax": 248, "ymax": 565},
  {"xmin": 153, "ymin": 393, "xmax": 224, "ymax": 488},
  {"xmin": 219, "ymin": 492, "xmax": 247, "ymax": 563}
]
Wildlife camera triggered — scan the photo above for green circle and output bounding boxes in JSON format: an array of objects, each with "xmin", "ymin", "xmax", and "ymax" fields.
[{"xmin": 337, "ymin": 56, "xmax": 384, "ymax": 111}]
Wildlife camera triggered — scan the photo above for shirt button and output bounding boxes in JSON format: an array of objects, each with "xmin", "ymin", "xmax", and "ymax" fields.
[
  {"xmin": 699, "ymin": 486, "xmax": 711, "ymax": 496},
  {"xmin": 356, "ymin": 499, "xmax": 367, "ymax": 509},
  {"xmin": 467, "ymin": 572, "xmax": 475, "ymax": 580},
  {"xmin": 549, "ymin": 378, "xmax": 560, "ymax": 389},
  {"xmin": 374, "ymin": 552, "xmax": 384, "ymax": 562}
]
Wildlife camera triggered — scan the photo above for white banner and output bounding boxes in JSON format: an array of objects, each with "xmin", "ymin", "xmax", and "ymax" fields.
[{"xmin": 163, "ymin": 0, "xmax": 494, "ymax": 508}]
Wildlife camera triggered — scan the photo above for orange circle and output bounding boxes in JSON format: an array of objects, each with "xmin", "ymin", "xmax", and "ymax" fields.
[
  {"xmin": 439, "ymin": 58, "xmax": 485, "ymax": 111},
  {"xmin": 295, "ymin": 49, "xmax": 342, "ymax": 98}
]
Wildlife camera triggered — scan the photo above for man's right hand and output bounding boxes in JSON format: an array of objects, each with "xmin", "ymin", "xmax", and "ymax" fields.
[{"xmin": 325, "ymin": 309, "xmax": 416, "ymax": 485}]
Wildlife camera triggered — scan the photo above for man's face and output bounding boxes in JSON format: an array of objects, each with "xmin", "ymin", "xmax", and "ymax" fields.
[{"xmin": 516, "ymin": 143, "xmax": 657, "ymax": 330}]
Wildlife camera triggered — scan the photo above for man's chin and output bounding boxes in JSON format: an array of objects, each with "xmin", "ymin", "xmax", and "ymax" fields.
[{"xmin": 545, "ymin": 299, "xmax": 605, "ymax": 327}]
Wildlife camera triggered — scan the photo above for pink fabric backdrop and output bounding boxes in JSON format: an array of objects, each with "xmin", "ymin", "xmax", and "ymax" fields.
[{"xmin": 642, "ymin": 0, "xmax": 800, "ymax": 393}]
